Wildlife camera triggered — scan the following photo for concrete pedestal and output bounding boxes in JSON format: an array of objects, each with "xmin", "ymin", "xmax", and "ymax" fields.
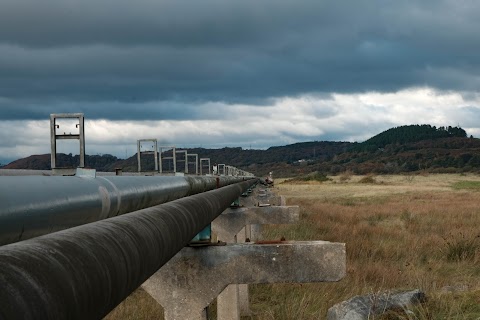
[
  {"xmin": 142, "ymin": 241, "xmax": 346, "ymax": 320},
  {"xmin": 212, "ymin": 206, "xmax": 300, "ymax": 241},
  {"xmin": 212, "ymin": 206, "xmax": 300, "ymax": 319}
]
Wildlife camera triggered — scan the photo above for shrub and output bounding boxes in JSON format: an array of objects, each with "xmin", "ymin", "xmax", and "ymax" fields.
[
  {"xmin": 285, "ymin": 172, "xmax": 331, "ymax": 183},
  {"xmin": 339, "ymin": 170, "xmax": 353, "ymax": 182},
  {"xmin": 358, "ymin": 175, "xmax": 376, "ymax": 184},
  {"xmin": 298, "ymin": 172, "xmax": 331, "ymax": 182}
]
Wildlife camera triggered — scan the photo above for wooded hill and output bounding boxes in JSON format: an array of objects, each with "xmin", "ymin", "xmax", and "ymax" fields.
[
  {"xmin": 354, "ymin": 125, "xmax": 467, "ymax": 150},
  {"xmin": 3, "ymin": 125, "xmax": 480, "ymax": 177}
]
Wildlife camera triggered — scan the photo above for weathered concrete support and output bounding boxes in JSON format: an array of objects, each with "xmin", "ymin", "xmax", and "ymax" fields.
[
  {"xmin": 142, "ymin": 241, "xmax": 346, "ymax": 320},
  {"xmin": 251, "ymin": 195, "xmax": 286, "ymax": 240},
  {"xmin": 254, "ymin": 185, "xmax": 285, "ymax": 206},
  {"xmin": 238, "ymin": 280, "xmax": 250, "ymax": 317},
  {"xmin": 250, "ymin": 224, "xmax": 262, "ymax": 241},
  {"xmin": 213, "ymin": 206, "xmax": 300, "ymax": 319},
  {"xmin": 212, "ymin": 206, "xmax": 300, "ymax": 241},
  {"xmin": 217, "ymin": 284, "xmax": 241, "ymax": 320},
  {"xmin": 216, "ymin": 226, "xmax": 245, "ymax": 320},
  {"xmin": 257, "ymin": 195, "xmax": 286, "ymax": 207}
]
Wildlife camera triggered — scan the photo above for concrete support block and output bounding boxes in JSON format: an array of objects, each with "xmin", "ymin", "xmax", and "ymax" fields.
[
  {"xmin": 212, "ymin": 206, "xmax": 300, "ymax": 241},
  {"xmin": 254, "ymin": 188, "xmax": 284, "ymax": 206},
  {"xmin": 237, "ymin": 226, "xmax": 250, "ymax": 316},
  {"xmin": 142, "ymin": 241, "xmax": 346, "ymax": 320},
  {"xmin": 238, "ymin": 283, "xmax": 250, "ymax": 316},
  {"xmin": 236, "ymin": 226, "xmax": 246, "ymax": 243},
  {"xmin": 250, "ymin": 224, "xmax": 262, "ymax": 241},
  {"xmin": 217, "ymin": 284, "xmax": 240, "ymax": 320},
  {"xmin": 216, "ymin": 226, "xmax": 246, "ymax": 320},
  {"xmin": 213, "ymin": 206, "xmax": 300, "ymax": 319},
  {"xmin": 216, "ymin": 226, "xmax": 246, "ymax": 319},
  {"xmin": 257, "ymin": 195, "xmax": 285, "ymax": 206}
]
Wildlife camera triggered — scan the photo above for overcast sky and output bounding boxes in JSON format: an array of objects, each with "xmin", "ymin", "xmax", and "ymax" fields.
[{"xmin": 1, "ymin": 0, "xmax": 479, "ymax": 163}]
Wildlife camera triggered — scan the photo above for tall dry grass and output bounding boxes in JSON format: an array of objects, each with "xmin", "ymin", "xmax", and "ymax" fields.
[
  {"xmin": 105, "ymin": 174, "xmax": 480, "ymax": 319},
  {"xmin": 247, "ymin": 174, "xmax": 480, "ymax": 319}
]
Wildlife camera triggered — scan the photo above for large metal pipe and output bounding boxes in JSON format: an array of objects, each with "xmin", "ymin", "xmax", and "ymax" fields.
[
  {"xmin": 0, "ymin": 179, "xmax": 256, "ymax": 320},
  {"xmin": 0, "ymin": 175, "xmax": 248, "ymax": 246}
]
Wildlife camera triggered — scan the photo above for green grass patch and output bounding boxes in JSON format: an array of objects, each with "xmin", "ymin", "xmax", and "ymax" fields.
[
  {"xmin": 451, "ymin": 181, "xmax": 480, "ymax": 191},
  {"xmin": 325, "ymin": 196, "xmax": 390, "ymax": 207}
]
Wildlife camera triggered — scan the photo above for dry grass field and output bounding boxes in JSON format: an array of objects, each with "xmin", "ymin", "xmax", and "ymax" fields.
[
  {"xmin": 250, "ymin": 174, "xmax": 480, "ymax": 319},
  {"xmin": 105, "ymin": 174, "xmax": 480, "ymax": 319}
]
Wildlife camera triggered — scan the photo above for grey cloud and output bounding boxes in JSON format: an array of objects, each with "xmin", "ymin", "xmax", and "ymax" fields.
[
  {"xmin": 0, "ymin": 100, "xmax": 229, "ymax": 121},
  {"xmin": 0, "ymin": 0, "xmax": 366, "ymax": 48},
  {"xmin": 0, "ymin": 0, "xmax": 480, "ymax": 120}
]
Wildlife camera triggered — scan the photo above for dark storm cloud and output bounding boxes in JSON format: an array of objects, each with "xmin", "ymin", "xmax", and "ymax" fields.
[
  {"xmin": 0, "ymin": 99, "xmax": 227, "ymax": 121},
  {"xmin": 0, "ymin": 0, "xmax": 357, "ymax": 47},
  {"xmin": 0, "ymin": 0, "xmax": 479, "ymax": 120}
]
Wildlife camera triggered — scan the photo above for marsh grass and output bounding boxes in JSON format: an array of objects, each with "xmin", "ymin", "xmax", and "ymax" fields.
[
  {"xmin": 252, "ymin": 174, "xmax": 480, "ymax": 319},
  {"xmin": 442, "ymin": 232, "xmax": 480, "ymax": 262},
  {"xmin": 339, "ymin": 170, "xmax": 353, "ymax": 183},
  {"xmin": 105, "ymin": 174, "xmax": 480, "ymax": 319}
]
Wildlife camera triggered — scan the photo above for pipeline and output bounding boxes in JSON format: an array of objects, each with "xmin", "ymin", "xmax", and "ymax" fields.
[
  {"xmin": 0, "ymin": 179, "xmax": 256, "ymax": 320},
  {"xmin": 0, "ymin": 175, "xmax": 247, "ymax": 246}
]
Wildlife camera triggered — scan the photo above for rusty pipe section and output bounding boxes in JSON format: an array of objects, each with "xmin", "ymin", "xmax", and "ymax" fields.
[
  {"xmin": 0, "ymin": 175, "xmax": 248, "ymax": 246},
  {"xmin": 0, "ymin": 179, "xmax": 256, "ymax": 320}
]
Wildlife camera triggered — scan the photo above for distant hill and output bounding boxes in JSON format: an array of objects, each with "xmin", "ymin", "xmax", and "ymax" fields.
[
  {"xmin": 1, "ymin": 141, "xmax": 351, "ymax": 176},
  {"xmin": 317, "ymin": 136, "xmax": 480, "ymax": 175},
  {"xmin": 3, "ymin": 153, "xmax": 125, "ymax": 172},
  {"xmin": 354, "ymin": 124, "xmax": 467, "ymax": 151},
  {"xmin": 3, "ymin": 124, "xmax": 480, "ymax": 176}
]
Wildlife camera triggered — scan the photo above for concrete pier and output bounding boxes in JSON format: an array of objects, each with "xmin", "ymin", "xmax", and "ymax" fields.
[
  {"xmin": 213, "ymin": 205, "xmax": 300, "ymax": 318},
  {"xmin": 212, "ymin": 206, "xmax": 300, "ymax": 241},
  {"xmin": 142, "ymin": 241, "xmax": 346, "ymax": 320}
]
